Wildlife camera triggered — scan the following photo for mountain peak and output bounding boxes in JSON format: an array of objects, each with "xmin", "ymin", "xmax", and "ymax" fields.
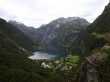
[
  {"xmin": 88, "ymin": 2, "xmax": 110, "ymax": 33},
  {"xmin": 49, "ymin": 17, "xmax": 89, "ymax": 25}
]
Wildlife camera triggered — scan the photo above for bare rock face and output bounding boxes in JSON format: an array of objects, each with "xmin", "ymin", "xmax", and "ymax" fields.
[{"xmin": 33, "ymin": 17, "xmax": 90, "ymax": 54}]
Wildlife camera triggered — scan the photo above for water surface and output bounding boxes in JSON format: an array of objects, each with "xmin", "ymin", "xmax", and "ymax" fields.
[{"xmin": 29, "ymin": 51, "xmax": 59, "ymax": 60}]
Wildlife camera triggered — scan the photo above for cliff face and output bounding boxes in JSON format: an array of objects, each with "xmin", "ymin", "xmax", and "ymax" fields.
[{"xmin": 34, "ymin": 17, "xmax": 90, "ymax": 54}]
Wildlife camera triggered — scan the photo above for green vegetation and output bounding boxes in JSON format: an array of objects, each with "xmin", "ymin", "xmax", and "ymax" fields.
[
  {"xmin": 65, "ymin": 55, "xmax": 80, "ymax": 66},
  {"xmin": 0, "ymin": 24, "xmax": 81, "ymax": 82},
  {"xmin": 0, "ymin": 18, "xmax": 38, "ymax": 52},
  {"xmin": 0, "ymin": 2, "xmax": 110, "ymax": 82}
]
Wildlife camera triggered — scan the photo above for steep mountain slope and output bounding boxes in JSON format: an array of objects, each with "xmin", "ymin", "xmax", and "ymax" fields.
[
  {"xmin": 79, "ymin": 2, "xmax": 110, "ymax": 82},
  {"xmin": 35, "ymin": 17, "xmax": 90, "ymax": 54},
  {"xmin": 88, "ymin": 3, "xmax": 110, "ymax": 33},
  {"xmin": 0, "ymin": 18, "xmax": 37, "ymax": 52},
  {"xmin": 8, "ymin": 21, "xmax": 38, "ymax": 42},
  {"xmin": 0, "ymin": 29, "xmax": 42, "ymax": 82},
  {"xmin": 86, "ymin": 3, "xmax": 110, "ymax": 50}
]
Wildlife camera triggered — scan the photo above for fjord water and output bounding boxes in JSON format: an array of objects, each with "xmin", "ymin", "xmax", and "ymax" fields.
[{"xmin": 29, "ymin": 51, "xmax": 62, "ymax": 60}]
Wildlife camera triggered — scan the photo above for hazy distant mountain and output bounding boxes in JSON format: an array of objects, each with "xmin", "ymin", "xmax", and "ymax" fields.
[
  {"xmin": 0, "ymin": 18, "xmax": 37, "ymax": 52},
  {"xmin": 8, "ymin": 21, "xmax": 38, "ymax": 42}
]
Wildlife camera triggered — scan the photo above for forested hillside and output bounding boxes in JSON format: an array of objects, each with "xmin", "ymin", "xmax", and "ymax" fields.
[
  {"xmin": 82, "ymin": 2, "xmax": 110, "ymax": 82},
  {"xmin": 0, "ymin": 24, "xmax": 81, "ymax": 82},
  {"xmin": 0, "ymin": 19, "xmax": 38, "ymax": 52}
]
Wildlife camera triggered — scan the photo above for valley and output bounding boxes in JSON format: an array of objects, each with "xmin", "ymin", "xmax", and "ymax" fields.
[{"xmin": 0, "ymin": 2, "xmax": 110, "ymax": 82}]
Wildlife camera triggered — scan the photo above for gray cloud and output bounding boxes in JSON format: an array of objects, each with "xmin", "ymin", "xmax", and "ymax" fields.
[{"xmin": 0, "ymin": 0, "xmax": 109, "ymax": 27}]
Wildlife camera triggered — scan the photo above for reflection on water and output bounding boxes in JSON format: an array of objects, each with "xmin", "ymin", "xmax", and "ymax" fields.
[{"xmin": 29, "ymin": 51, "xmax": 58, "ymax": 60}]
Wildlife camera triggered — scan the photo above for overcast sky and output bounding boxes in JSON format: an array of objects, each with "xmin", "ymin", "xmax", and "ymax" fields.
[{"xmin": 0, "ymin": 0, "xmax": 109, "ymax": 28}]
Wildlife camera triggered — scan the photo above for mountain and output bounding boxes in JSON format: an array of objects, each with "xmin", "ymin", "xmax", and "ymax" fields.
[
  {"xmin": 80, "ymin": 2, "xmax": 110, "ymax": 82},
  {"xmin": 88, "ymin": 3, "xmax": 110, "ymax": 33},
  {"xmin": 0, "ymin": 29, "xmax": 61, "ymax": 82},
  {"xmin": 0, "ymin": 2, "xmax": 110, "ymax": 82},
  {"xmin": 0, "ymin": 23, "xmax": 42, "ymax": 82},
  {"xmin": 0, "ymin": 18, "xmax": 82, "ymax": 82},
  {"xmin": 35, "ymin": 17, "xmax": 90, "ymax": 54},
  {"xmin": 86, "ymin": 3, "xmax": 110, "ymax": 50},
  {"xmin": 8, "ymin": 21, "xmax": 38, "ymax": 42},
  {"xmin": 9, "ymin": 17, "xmax": 90, "ymax": 55},
  {"xmin": 0, "ymin": 27, "xmax": 81, "ymax": 82},
  {"xmin": 0, "ymin": 18, "xmax": 37, "ymax": 52},
  {"xmin": 0, "ymin": 18, "xmax": 63, "ymax": 82}
]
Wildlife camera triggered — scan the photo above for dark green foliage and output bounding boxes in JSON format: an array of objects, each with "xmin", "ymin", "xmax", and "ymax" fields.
[
  {"xmin": 88, "ymin": 3, "xmax": 110, "ymax": 33},
  {"xmin": 0, "ymin": 18, "xmax": 37, "ymax": 52},
  {"xmin": 0, "ymin": 19, "xmax": 80, "ymax": 82},
  {"xmin": 97, "ymin": 52, "xmax": 110, "ymax": 82},
  {"xmin": 84, "ymin": 3, "xmax": 110, "ymax": 82},
  {"xmin": 0, "ymin": 31, "xmax": 44, "ymax": 82}
]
